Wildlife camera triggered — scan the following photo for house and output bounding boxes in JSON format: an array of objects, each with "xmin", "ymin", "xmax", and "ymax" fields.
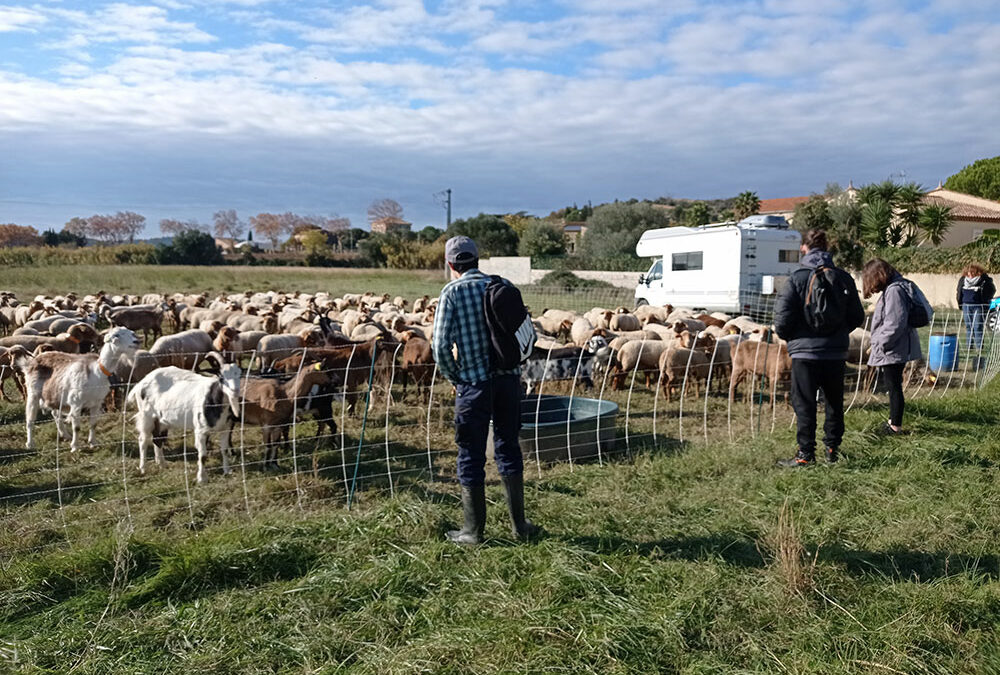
[
  {"xmin": 563, "ymin": 221, "xmax": 587, "ymax": 253},
  {"xmin": 758, "ymin": 196, "xmax": 811, "ymax": 224},
  {"xmin": 921, "ymin": 186, "xmax": 1000, "ymax": 247},
  {"xmin": 371, "ymin": 217, "xmax": 412, "ymax": 234}
]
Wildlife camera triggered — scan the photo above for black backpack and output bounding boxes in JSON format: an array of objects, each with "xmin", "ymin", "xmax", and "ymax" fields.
[
  {"xmin": 483, "ymin": 275, "xmax": 537, "ymax": 369},
  {"xmin": 802, "ymin": 265, "xmax": 852, "ymax": 336},
  {"xmin": 899, "ymin": 279, "xmax": 933, "ymax": 328}
]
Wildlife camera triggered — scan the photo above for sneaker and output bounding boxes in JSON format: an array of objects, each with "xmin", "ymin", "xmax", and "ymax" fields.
[
  {"xmin": 825, "ymin": 446, "xmax": 839, "ymax": 463},
  {"xmin": 776, "ymin": 450, "xmax": 816, "ymax": 468}
]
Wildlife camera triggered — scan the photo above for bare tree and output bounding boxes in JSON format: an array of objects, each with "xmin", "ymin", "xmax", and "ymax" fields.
[
  {"xmin": 367, "ymin": 198, "xmax": 404, "ymax": 224},
  {"xmin": 213, "ymin": 209, "xmax": 245, "ymax": 241},
  {"xmin": 114, "ymin": 211, "xmax": 146, "ymax": 243},
  {"xmin": 160, "ymin": 219, "xmax": 207, "ymax": 235},
  {"xmin": 249, "ymin": 212, "xmax": 290, "ymax": 249},
  {"xmin": 86, "ymin": 214, "xmax": 116, "ymax": 243},
  {"xmin": 63, "ymin": 217, "xmax": 91, "ymax": 238}
]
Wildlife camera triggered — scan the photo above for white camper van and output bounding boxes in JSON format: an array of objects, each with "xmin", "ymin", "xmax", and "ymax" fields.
[{"xmin": 634, "ymin": 215, "xmax": 803, "ymax": 314}]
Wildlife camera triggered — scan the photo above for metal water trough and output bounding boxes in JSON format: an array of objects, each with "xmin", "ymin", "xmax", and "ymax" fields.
[{"xmin": 518, "ymin": 394, "xmax": 618, "ymax": 464}]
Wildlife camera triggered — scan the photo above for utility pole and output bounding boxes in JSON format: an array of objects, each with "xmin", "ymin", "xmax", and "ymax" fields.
[{"xmin": 433, "ymin": 188, "xmax": 452, "ymax": 228}]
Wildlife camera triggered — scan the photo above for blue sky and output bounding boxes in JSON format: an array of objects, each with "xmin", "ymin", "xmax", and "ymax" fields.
[{"xmin": 1, "ymin": 0, "xmax": 999, "ymax": 235}]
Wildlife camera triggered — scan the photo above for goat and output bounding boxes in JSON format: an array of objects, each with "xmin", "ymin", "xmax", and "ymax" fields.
[
  {"xmin": 17, "ymin": 327, "xmax": 139, "ymax": 452},
  {"xmin": 521, "ymin": 336, "xmax": 610, "ymax": 394},
  {"xmin": 127, "ymin": 353, "xmax": 242, "ymax": 483},
  {"xmin": 240, "ymin": 366, "xmax": 334, "ymax": 468},
  {"xmin": 398, "ymin": 331, "xmax": 435, "ymax": 401}
]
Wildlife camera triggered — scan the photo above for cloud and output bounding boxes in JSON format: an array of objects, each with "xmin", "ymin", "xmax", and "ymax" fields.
[
  {"xmin": 0, "ymin": 6, "xmax": 46, "ymax": 32},
  {"xmin": 41, "ymin": 3, "xmax": 216, "ymax": 50}
]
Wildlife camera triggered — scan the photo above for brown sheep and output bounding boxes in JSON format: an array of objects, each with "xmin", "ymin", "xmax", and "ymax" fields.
[
  {"xmin": 728, "ymin": 339, "xmax": 792, "ymax": 403},
  {"xmin": 0, "ymin": 323, "xmax": 99, "ymax": 354},
  {"xmin": 657, "ymin": 333, "xmax": 718, "ymax": 402},
  {"xmin": 609, "ymin": 309, "xmax": 641, "ymax": 332}
]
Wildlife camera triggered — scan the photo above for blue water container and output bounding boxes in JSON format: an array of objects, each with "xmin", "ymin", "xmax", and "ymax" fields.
[{"xmin": 928, "ymin": 333, "xmax": 959, "ymax": 371}]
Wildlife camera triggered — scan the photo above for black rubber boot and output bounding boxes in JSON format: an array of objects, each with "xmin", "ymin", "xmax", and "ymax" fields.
[
  {"xmin": 825, "ymin": 446, "xmax": 839, "ymax": 463},
  {"xmin": 446, "ymin": 485, "xmax": 486, "ymax": 545},
  {"xmin": 776, "ymin": 448, "xmax": 816, "ymax": 468},
  {"xmin": 501, "ymin": 474, "xmax": 540, "ymax": 540}
]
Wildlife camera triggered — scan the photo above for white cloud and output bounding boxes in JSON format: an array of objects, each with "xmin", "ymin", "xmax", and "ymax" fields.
[
  {"xmin": 0, "ymin": 6, "xmax": 46, "ymax": 32},
  {"xmin": 42, "ymin": 3, "xmax": 216, "ymax": 50}
]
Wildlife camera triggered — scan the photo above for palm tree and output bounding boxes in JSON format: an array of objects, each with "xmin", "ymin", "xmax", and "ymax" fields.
[
  {"xmin": 918, "ymin": 205, "xmax": 953, "ymax": 246},
  {"xmin": 896, "ymin": 182, "xmax": 925, "ymax": 245},
  {"xmin": 732, "ymin": 191, "xmax": 761, "ymax": 221},
  {"xmin": 861, "ymin": 196, "xmax": 893, "ymax": 248}
]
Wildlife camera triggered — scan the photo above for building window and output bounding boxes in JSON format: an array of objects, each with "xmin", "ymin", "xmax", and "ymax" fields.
[
  {"xmin": 779, "ymin": 249, "xmax": 800, "ymax": 263},
  {"xmin": 671, "ymin": 251, "xmax": 703, "ymax": 271}
]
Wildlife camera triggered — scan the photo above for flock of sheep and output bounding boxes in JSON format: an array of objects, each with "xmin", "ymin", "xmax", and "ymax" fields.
[{"xmin": 0, "ymin": 289, "xmax": 880, "ymax": 483}]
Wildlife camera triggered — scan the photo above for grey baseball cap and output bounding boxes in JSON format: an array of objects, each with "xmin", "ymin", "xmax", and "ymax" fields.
[{"xmin": 445, "ymin": 235, "xmax": 479, "ymax": 263}]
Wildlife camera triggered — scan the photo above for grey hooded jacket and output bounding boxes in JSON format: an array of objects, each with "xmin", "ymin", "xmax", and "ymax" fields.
[{"xmin": 868, "ymin": 274, "xmax": 922, "ymax": 367}]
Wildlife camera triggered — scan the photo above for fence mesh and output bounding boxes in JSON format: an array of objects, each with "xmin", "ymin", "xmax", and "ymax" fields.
[{"xmin": 0, "ymin": 289, "xmax": 996, "ymax": 559}]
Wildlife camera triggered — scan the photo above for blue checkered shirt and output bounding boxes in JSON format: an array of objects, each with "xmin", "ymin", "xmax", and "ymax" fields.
[{"xmin": 432, "ymin": 269, "xmax": 518, "ymax": 385}]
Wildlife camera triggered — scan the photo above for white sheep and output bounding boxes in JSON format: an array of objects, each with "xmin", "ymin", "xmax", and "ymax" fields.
[{"xmin": 127, "ymin": 353, "xmax": 242, "ymax": 483}]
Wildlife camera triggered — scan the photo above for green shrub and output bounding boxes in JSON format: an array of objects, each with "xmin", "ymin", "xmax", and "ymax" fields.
[{"xmin": 535, "ymin": 269, "xmax": 614, "ymax": 289}]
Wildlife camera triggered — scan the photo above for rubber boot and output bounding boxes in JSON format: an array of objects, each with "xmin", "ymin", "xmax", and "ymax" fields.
[
  {"xmin": 775, "ymin": 448, "xmax": 816, "ymax": 468},
  {"xmin": 501, "ymin": 474, "xmax": 540, "ymax": 540},
  {"xmin": 446, "ymin": 485, "xmax": 486, "ymax": 545}
]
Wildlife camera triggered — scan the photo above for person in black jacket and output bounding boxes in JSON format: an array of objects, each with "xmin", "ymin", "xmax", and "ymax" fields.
[
  {"xmin": 956, "ymin": 263, "xmax": 995, "ymax": 359},
  {"xmin": 773, "ymin": 230, "xmax": 865, "ymax": 467}
]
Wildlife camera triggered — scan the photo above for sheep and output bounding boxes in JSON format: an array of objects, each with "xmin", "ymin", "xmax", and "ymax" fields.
[
  {"xmin": 613, "ymin": 339, "xmax": 674, "ymax": 389},
  {"xmin": 728, "ymin": 338, "xmax": 792, "ymax": 403},
  {"xmin": 227, "ymin": 312, "xmax": 279, "ymax": 334},
  {"xmin": 213, "ymin": 326, "xmax": 242, "ymax": 363},
  {"xmin": 532, "ymin": 316, "xmax": 573, "ymax": 341},
  {"xmin": 609, "ymin": 309, "xmax": 641, "ymax": 332},
  {"xmin": 848, "ymin": 327, "xmax": 872, "ymax": 363},
  {"xmin": 240, "ymin": 366, "xmax": 334, "ymax": 468},
  {"xmin": 695, "ymin": 314, "xmax": 727, "ymax": 329},
  {"xmin": 0, "ymin": 345, "xmax": 30, "ymax": 401},
  {"xmin": 102, "ymin": 305, "xmax": 164, "ymax": 345},
  {"xmin": 412, "ymin": 295, "xmax": 431, "ymax": 312},
  {"xmin": 351, "ymin": 322, "xmax": 391, "ymax": 342},
  {"xmin": 570, "ymin": 317, "xmax": 596, "ymax": 346},
  {"xmin": 149, "ymin": 329, "xmax": 215, "ymax": 370},
  {"xmin": 657, "ymin": 333, "xmax": 718, "ymax": 402},
  {"xmin": 258, "ymin": 328, "xmax": 324, "ymax": 370},
  {"xmin": 127, "ymin": 353, "xmax": 242, "ymax": 483},
  {"xmin": 17, "ymin": 327, "xmax": 139, "ymax": 452},
  {"xmin": 632, "ymin": 304, "xmax": 673, "ymax": 324},
  {"xmin": 541, "ymin": 308, "xmax": 579, "ymax": 324},
  {"xmin": 723, "ymin": 315, "xmax": 768, "ymax": 335},
  {"xmin": 0, "ymin": 323, "xmax": 100, "ymax": 354}
]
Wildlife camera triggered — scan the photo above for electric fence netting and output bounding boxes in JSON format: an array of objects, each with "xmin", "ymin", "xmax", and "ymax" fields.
[{"xmin": 0, "ymin": 290, "xmax": 995, "ymax": 559}]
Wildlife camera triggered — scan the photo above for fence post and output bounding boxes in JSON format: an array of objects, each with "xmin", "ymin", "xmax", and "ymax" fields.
[
  {"xmin": 339, "ymin": 345, "xmax": 358, "ymax": 505},
  {"xmin": 384, "ymin": 342, "xmax": 403, "ymax": 496},
  {"xmin": 425, "ymin": 363, "xmax": 438, "ymax": 481}
]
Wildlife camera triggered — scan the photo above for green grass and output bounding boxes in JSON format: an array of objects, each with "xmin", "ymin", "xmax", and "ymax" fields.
[
  {"xmin": 2, "ymin": 263, "xmax": 999, "ymax": 672},
  {"xmin": 2, "ymin": 375, "xmax": 1000, "ymax": 673}
]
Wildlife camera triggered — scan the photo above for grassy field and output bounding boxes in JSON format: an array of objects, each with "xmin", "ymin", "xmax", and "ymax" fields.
[
  {"xmin": 2, "ymin": 373, "xmax": 999, "ymax": 673},
  {"xmin": 2, "ymin": 263, "xmax": 999, "ymax": 673}
]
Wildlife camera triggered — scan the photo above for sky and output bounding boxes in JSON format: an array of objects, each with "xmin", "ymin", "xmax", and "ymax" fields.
[{"xmin": 1, "ymin": 0, "xmax": 999, "ymax": 236}]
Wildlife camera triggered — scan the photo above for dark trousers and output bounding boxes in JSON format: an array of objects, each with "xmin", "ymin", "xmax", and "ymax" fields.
[
  {"xmin": 454, "ymin": 373, "xmax": 523, "ymax": 486},
  {"xmin": 790, "ymin": 359, "xmax": 845, "ymax": 454},
  {"xmin": 881, "ymin": 363, "xmax": 905, "ymax": 427}
]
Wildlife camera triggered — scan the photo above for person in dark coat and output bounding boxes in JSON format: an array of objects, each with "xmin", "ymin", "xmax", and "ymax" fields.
[
  {"xmin": 956, "ymin": 263, "xmax": 995, "ymax": 355},
  {"xmin": 773, "ymin": 229, "xmax": 865, "ymax": 466},
  {"xmin": 864, "ymin": 258, "xmax": 923, "ymax": 434}
]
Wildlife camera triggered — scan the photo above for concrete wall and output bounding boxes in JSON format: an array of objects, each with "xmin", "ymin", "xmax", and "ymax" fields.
[{"xmin": 483, "ymin": 256, "xmax": 966, "ymax": 308}]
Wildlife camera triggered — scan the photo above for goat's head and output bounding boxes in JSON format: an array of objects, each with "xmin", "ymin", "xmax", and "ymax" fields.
[
  {"xmin": 219, "ymin": 363, "xmax": 243, "ymax": 418},
  {"xmin": 101, "ymin": 327, "xmax": 140, "ymax": 367}
]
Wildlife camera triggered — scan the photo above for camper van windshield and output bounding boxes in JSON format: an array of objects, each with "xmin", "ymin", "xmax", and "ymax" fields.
[
  {"xmin": 647, "ymin": 260, "xmax": 662, "ymax": 280},
  {"xmin": 671, "ymin": 251, "xmax": 703, "ymax": 271}
]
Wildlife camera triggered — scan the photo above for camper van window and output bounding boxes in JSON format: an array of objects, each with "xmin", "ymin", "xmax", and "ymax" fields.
[
  {"xmin": 779, "ymin": 250, "xmax": 800, "ymax": 263},
  {"xmin": 671, "ymin": 251, "xmax": 703, "ymax": 271},
  {"xmin": 647, "ymin": 260, "xmax": 662, "ymax": 281}
]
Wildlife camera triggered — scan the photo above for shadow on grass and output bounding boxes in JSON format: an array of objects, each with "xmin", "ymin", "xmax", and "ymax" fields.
[
  {"xmin": 566, "ymin": 532, "xmax": 767, "ymax": 569},
  {"xmin": 822, "ymin": 544, "xmax": 1000, "ymax": 583},
  {"xmin": 0, "ymin": 479, "xmax": 104, "ymax": 507}
]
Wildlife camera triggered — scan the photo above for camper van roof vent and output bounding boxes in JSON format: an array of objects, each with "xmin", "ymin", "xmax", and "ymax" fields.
[{"xmin": 737, "ymin": 214, "xmax": 789, "ymax": 229}]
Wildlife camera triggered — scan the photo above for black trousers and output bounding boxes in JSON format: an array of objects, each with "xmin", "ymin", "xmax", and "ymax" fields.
[
  {"xmin": 880, "ymin": 363, "xmax": 905, "ymax": 427},
  {"xmin": 790, "ymin": 359, "xmax": 845, "ymax": 454}
]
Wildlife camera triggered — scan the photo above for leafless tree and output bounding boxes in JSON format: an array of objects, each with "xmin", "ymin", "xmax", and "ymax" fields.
[
  {"xmin": 250, "ymin": 212, "xmax": 290, "ymax": 249},
  {"xmin": 63, "ymin": 217, "xmax": 91, "ymax": 238},
  {"xmin": 213, "ymin": 209, "xmax": 245, "ymax": 241},
  {"xmin": 115, "ymin": 211, "xmax": 146, "ymax": 243},
  {"xmin": 160, "ymin": 218, "xmax": 205, "ymax": 236},
  {"xmin": 367, "ymin": 198, "xmax": 404, "ymax": 224}
]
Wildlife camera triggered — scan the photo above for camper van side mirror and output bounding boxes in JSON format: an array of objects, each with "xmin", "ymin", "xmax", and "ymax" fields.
[{"xmin": 638, "ymin": 274, "xmax": 646, "ymax": 285}]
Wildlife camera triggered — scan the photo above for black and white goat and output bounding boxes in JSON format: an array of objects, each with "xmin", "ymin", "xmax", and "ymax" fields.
[
  {"xmin": 521, "ymin": 335, "xmax": 612, "ymax": 393},
  {"xmin": 126, "ymin": 352, "xmax": 242, "ymax": 483},
  {"xmin": 17, "ymin": 326, "xmax": 140, "ymax": 452}
]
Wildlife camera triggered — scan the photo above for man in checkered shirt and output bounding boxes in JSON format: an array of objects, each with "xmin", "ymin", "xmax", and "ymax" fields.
[{"xmin": 432, "ymin": 235, "xmax": 539, "ymax": 545}]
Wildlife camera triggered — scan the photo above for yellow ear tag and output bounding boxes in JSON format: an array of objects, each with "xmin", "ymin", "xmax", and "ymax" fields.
[{"xmin": 314, "ymin": 362, "xmax": 322, "ymax": 371}]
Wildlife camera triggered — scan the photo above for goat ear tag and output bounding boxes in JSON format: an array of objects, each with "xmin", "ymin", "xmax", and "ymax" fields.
[{"xmin": 314, "ymin": 362, "xmax": 322, "ymax": 371}]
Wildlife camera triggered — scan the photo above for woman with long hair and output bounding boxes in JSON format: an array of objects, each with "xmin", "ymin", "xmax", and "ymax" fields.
[
  {"xmin": 862, "ymin": 258, "xmax": 922, "ymax": 434},
  {"xmin": 956, "ymin": 263, "xmax": 995, "ymax": 366}
]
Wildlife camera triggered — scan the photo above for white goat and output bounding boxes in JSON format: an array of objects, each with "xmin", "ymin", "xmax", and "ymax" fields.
[
  {"xmin": 126, "ymin": 353, "xmax": 242, "ymax": 483},
  {"xmin": 17, "ymin": 326, "xmax": 140, "ymax": 452}
]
